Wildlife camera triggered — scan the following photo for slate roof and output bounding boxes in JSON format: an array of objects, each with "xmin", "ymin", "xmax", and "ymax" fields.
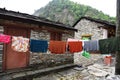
[
  {"xmin": 72, "ymin": 16, "xmax": 116, "ymax": 28},
  {"xmin": 0, "ymin": 8, "xmax": 77, "ymax": 31}
]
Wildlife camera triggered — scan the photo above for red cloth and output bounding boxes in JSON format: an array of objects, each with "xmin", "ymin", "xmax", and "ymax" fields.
[
  {"xmin": 0, "ymin": 34, "xmax": 11, "ymax": 43},
  {"xmin": 49, "ymin": 41, "xmax": 66, "ymax": 54},
  {"xmin": 68, "ymin": 41, "xmax": 82, "ymax": 53}
]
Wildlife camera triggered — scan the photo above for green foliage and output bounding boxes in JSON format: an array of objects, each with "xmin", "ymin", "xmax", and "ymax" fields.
[{"xmin": 34, "ymin": 0, "xmax": 116, "ymax": 26}]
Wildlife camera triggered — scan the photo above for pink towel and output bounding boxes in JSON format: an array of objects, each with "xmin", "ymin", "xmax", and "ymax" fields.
[{"xmin": 0, "ymin": 34, "xmax": 11, "ymax": 43}]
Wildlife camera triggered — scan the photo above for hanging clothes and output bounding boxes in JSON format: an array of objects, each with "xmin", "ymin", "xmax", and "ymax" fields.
[
  {"xmin": 108, "ymin": 37, "xmax": 118, "ymax": 53},
  {"xmin": 11, "ymin": 36, "xmax": 29, "ymax": 52},
  {"xmin": 67, "ymin": 38, "xmax": 79, "ymax": 42},
  {"xmin": 0, "ymin": 34, "xmax": 11, "ymax": 43},
  {"xmin": 84, "ymin": 40, "xmax": 99, "ymax": 51},
  {"xmin": 83, "ymin": 41, "xmax": 90, "ymax": 51},
  {"xmin": 99, "ymin": 37, "xmax": 117, "ymax": 54},
  {"xmin": 49, "ymin": 41, "xmax": 66, "ymax": 54},
  {"xmin": 68, "ymin": 41, "xmax": 82, "ymax": 53},
  {"xmin": 89, "ymin": 40, "xmax": 99, "ymax": 51},
  {"xmin": 30, "ymin": 39, "xmax": 48, "ymax": 53},
  {"xmin": 82, "ymin": 50, "xmax": 90, "ymax": 58},
  {"xmin": 99, "ymin": 39, "xmax": 109, "ymax": 54},
  {"xmin": 117, "ymin": 37, "xmax": 120, "ymax": 51}
]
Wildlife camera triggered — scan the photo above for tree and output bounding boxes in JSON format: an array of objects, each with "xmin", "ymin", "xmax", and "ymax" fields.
[{"xmin": 115, "ymin": 0, "xmax": 120, "ymax": 75}]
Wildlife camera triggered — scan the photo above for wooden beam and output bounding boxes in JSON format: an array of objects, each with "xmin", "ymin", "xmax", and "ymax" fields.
[
  {"xmin": 0, "ymin": 19, "xmax": 74, "ymax": 34},
  {"xmin": 0, "ymin": 19, "xmax": 39, "ymax": 29},
  {"xmin": 115, "ymin": 0, "xmax": 120, "ymax": 75}
]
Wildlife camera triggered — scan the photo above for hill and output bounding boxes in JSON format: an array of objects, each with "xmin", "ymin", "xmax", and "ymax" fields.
[{"xmin": 34, "ymin": 0, "xmax": 116, "ymax": 26}]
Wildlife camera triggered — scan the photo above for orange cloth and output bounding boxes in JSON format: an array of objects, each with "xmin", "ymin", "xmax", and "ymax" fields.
[
  {"xmin": 68, "ymin": 41, "xmax": 82, "ymax": 53},
  {"xmin": 49, "ymin": 41, "xmax": 66, "ymax": 54}
]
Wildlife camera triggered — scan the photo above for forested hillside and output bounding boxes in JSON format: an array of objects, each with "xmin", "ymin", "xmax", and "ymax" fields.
[{"xmin": 34, "ymin": 0, "xmax": 116, "ymax": 26}]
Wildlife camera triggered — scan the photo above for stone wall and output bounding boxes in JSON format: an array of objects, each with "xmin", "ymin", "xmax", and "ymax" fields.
[
  {"xmin": 75, "ymin": 19, "xmax": 107, "ymax": 40},
  {"xmin": 30, "ymin": 53, "xmax": 74, "ymax": 67},
  {"xmin": 74, "ymin": 52, "xmax": 102, "ymax": 67},
  {"xmin": 30, "ymin": 29, "xmax": 74, "ymax": 66},
  {"xmin": 31, "ymin": 30, "xmax": 50, "ymax": 41},
  {"xmin": 31, "ymin": 30, "xmax": 74, "ymax": 41},
  {"xmin": 62, "ymin": 32, "xmax": 74, "ymax": 41},
  {"xmin": 0, "ymin": 24, "xmax": 74, "ymax": 70}
]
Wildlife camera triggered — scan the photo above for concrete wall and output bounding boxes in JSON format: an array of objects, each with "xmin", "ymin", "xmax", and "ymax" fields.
[{"xmin": 75, "ymin": 19, "xmax": 108, "ymax": 40}]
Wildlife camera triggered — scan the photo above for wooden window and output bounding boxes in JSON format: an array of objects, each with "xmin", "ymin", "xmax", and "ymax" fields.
[{"xmin": 50, "ymin": 32, "xmax": 62, "ymax": 41}]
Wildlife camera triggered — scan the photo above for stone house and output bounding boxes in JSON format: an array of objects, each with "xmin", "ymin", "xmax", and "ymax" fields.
[
  {"xmin": 73, "ymin": 17, "xmax": 116, "ymax": 40},
  {"xmin": 0, "ymin": 8, "xmax": 77, "ymax": 79}
]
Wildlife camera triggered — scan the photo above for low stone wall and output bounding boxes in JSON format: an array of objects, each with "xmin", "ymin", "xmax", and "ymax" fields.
[
  {"xmin": 30, "ymin": 53, "xmax": 74, "ymax": 68},
  {"xmin": 74, "ymin": 52, "xmax": 102, "ymax": 67}
]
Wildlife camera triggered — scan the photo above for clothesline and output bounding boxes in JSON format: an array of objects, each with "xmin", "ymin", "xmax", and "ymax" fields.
[
  {"xmin": 0, "ymin": 34, "xmax": 119, "ymax": 54},
  {"xmin": 0, "ymin": 34, "xmax": 83, "ymax": 54}
]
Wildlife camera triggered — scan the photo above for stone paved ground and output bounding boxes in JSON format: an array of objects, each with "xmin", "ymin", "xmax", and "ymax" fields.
[{"xmin": 33, "ymin": 53, "xmax": 119, "ymax": 80}]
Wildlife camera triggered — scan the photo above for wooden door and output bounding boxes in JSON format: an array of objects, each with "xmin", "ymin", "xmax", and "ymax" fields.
[{"xmin": 3, "ymin": 27, "xmax": 30, "ymax": 70}]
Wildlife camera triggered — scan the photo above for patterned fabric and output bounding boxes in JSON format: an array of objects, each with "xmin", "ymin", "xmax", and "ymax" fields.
[
  {"xmin": 0, "ymin": 34, "xmax": 11, "ymax": 43},
  {"xmin": 12, "ymin": 36, "xmax": 29, "ymax": 52}
]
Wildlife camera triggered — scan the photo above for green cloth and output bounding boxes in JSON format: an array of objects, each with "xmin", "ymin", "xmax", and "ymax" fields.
[
  {"xmin": 116, "ymin": 37, "xmax": 120, "ymax": 51},
  {"xmin": 99, "ymin": 37, "xmax": 118, "ymax": 54},
  {"xmin": 82, "ymin": 51, "xmax": 90, "ymax": 58},
  {"xmin": 109, "ymin": 37, "xmax": 119, "ymax": 53}
]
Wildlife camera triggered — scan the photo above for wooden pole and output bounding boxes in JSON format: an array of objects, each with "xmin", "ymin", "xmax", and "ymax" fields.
[{"xmin": 115, "ymin": 0, "xmax": 120, "ymax": 75}]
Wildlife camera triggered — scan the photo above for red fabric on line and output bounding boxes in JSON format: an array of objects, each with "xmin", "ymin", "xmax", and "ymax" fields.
[
  {"xmin": 68, "ymin": 41, "xmax": 82, "ymax": 53},
  {"xmin": 49, "ymin": 41, "xmax": 66, "ymax": 54}
]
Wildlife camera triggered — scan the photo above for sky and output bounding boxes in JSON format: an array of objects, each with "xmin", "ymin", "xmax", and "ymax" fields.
[{"xmin": 0, "ymin": 0, "xmax": 116, "ymax": 17}]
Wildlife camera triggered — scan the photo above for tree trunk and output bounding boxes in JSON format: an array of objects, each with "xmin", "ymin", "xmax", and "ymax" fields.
[{"xmin": 115, "ymin": 0, "xmax": 120, "ymax": 75}]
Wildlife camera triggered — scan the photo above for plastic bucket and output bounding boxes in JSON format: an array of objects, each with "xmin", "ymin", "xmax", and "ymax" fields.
[{"xmin": 104, "ymin": 56, "xmax": 112, "ymax": 66}]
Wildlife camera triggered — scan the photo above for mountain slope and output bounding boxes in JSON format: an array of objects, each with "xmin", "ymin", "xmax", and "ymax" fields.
[{"xmin": 34, "ymin": 0, "xmax": 116, "ymax": 26}]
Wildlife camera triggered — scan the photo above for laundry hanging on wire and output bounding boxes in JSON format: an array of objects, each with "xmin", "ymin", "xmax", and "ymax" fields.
[{"xmin": 11, "ymin": 36, "xmax": 29, "ymax": 52}]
